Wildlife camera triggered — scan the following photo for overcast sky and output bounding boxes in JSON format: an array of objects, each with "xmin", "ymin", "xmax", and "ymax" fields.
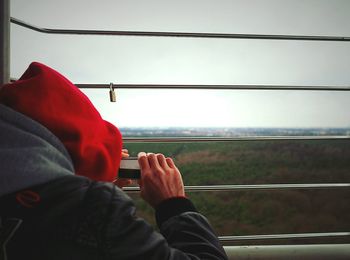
[{"xmin": 10, "ymin": 0, "xmax": 350, "ymax": 128}]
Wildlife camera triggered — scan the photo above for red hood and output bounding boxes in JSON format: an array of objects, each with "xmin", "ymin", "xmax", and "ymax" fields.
[{"xmin": 0, "ymin": 62, "xmax": 122, "ymax": 182}]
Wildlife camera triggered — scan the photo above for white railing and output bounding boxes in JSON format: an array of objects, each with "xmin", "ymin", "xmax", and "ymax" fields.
[{"xmin": 224, "ymin": 244, "xmax": 350, "ymax": 259}]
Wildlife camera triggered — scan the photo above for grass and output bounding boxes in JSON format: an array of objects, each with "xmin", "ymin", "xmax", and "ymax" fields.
[{"xmin": 123, "ymin": 140, "xmax": 350, "ymax": 241}]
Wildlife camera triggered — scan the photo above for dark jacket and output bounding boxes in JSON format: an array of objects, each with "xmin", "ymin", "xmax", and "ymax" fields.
[{"xmin": 0, "ymin": 104, "xmax": 227, "ymax": 259}]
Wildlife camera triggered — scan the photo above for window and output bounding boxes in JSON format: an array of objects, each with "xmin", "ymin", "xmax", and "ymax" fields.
[
  {"xmin": 10, "ymin": 0, "xmax": 350, "ymax": 247},
  {"xmin": 83, "ymin": 88, "xmax": 350, "ymax": 245}
]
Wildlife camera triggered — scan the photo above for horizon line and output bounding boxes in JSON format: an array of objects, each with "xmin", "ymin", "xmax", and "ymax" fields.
[{"xmin": 119, "ymin": 126, "xmax": 350, "ymax": 129}]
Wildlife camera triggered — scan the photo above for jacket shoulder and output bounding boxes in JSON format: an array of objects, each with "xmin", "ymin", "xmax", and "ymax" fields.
[{"xmin": 1, "ymin": 175, "xmax": 136, "ymax": 258}]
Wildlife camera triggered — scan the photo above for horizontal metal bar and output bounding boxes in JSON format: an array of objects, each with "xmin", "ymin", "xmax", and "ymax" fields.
[
  {"xmin": 1, "ymin": 0, "xmax": 10, "ymax": 86},
  {"xmin": 122, "ymin": 136, "xmax": 350, "ymax": 143},
  {"xmin": 76, "ymin": 83, "xmax": 350, "ymax": 91},
  {"xmin": 224, "ymin": 244, "xmax": 350, "ymax": 259},
  {"xmin": 219, "ymin": 232, "xmax": 350, "ymax": 242},
  {"xmin": 122, "ymin": 183, "xmax": 350, "ymax": 192},
  {"xmin": 9, "ymin": 80, "xmax": 350, "ymax": 91},
  {"xmin": 11, "ymin": 17, "xmax": 350, "ymax": 42}
]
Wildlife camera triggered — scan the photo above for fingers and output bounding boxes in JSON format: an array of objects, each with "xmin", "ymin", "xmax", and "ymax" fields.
[
  {"xmin": 147, "ymin": 153, "xmax": 162, "ymax": 170},
  {"xmin": 121, "ymin": 148, "xmax": 129, "ymax": 158},
  {"xmin": 166, "ymin": 157, "xmax": 176, "ymax": 169},
  {"xmin": 138, "ymin": 152, "xmax": 150, "ymax": 171},
  {"xmin": 157, "ymin": 154, "xmax": 170, "ymax": 169},
  {"xmin": 113, "ymin": 178, "xmax": 132, "ymax": 188},
  {"xmin": 138, "ymin": 152, "xmax": 175, "ymax": 172},
  {"xmin": 141, "ymin": 153, "xmax": 172, "ymax": 170}
]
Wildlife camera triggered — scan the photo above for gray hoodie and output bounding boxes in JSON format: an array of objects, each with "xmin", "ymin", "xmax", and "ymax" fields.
[{"xmin": 0, "ymin": 104, "xmax": 74, "ymax": 197}]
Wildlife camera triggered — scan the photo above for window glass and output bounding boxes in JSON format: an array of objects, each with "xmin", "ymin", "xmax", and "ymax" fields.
[
  {"xmin": 124, "ymin": 140, "xmax": 350, "ymax": 185},
  {"xmin": 82, "ymin": 89, "xmax": 350, "ymax": 133},
  {"xmin": 11, "ymin": 0, "xmax": 350, "ymax": 245},
  {"xmin": 125, "ymin": 140, "xmax": 350, "ymax": 244},
  {"xmin": 81, "ymin": 88, "xmax": 350, "ymax": 242}
]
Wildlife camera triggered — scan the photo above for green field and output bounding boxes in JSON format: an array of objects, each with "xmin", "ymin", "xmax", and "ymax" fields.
[{"xmin": 124, "ymin": 140, "xmax": 350, "ymax": 244}]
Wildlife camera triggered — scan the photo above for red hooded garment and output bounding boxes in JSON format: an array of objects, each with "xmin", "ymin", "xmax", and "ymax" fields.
[{"xmin": 0, "ymin": 62, "xmax": 123, "ymax": 182}]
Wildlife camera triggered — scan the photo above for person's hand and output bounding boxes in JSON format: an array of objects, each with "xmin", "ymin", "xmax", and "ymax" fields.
[
  {"xmin": 121, "ymin": 149, "xmax": 129, "ymax": 158},
  {"xmin": 113, "ymin": 149, "xmax": 133, "ymax": 188},
  {"xmin": 138, "ymin": 152, "xmax": 185, "ymax": 208}
]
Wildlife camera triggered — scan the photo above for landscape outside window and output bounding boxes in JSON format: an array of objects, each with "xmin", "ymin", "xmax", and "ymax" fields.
[
  {"xmin": 12, "ymin": 0, "xmax": 350, "ymax": 245},
  {"xmin": 83, "ymin": 89, "xmax": 350, "ymax": 245},
  {"xmin": 123, "ymin": 140, "xmax": 350, "ymax": 245}
]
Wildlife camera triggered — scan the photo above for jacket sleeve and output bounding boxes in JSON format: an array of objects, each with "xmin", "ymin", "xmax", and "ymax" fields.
[
  {"xmin": 156, "ymin": 198, "xmax": 228, "ymax": 260},
  {"xmin": 99, "ymin": 183, "xmax": 228, "ymax": 260}
]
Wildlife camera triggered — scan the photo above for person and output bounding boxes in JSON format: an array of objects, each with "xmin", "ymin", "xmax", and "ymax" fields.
[{"xmin": 0, "ymin": 62, "xmax": 228, "ymax": 259}]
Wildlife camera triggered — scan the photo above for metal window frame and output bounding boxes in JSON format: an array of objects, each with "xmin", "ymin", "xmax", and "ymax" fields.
[
  {"xmin": 8, "ymin": 17, "xmax": 350, "ymax": 92},
  {"xmin": 10, "ymin": 17, "xmax": 350, "ymax": 41},
  {"xmin": 220, "ymin": 232, "xmax": 350, "ymax": 242},
  {"xmin": 76, "ymin": 83, "xmax": 350, "ymax": 91},
  {"xmin": 123, "ymin": 183, "xmax": 350, "ymax": 192},
  {"xmin": 122, "ymin": 136, "xmax": 350, "ymax": 143},
  {"xmin": 0, "ymin": 0, "xmax": 10, "ymax": 86},
  {"xmin": 223, "ymin": 244, "xmax": 350, "ymax": 259},
  {"xmin": 3, "ymin": 3, "xmax": 350, "ymax": 249}
]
